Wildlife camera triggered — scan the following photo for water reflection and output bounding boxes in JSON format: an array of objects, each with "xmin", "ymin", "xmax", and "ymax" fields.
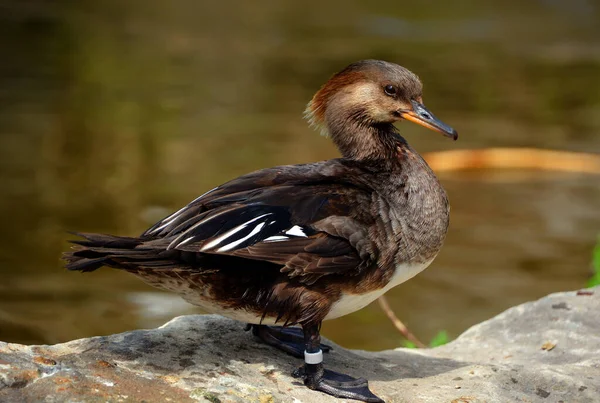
[{"xmin": 0, "ymin": 1, "xmax": 599, "ymax": 350}]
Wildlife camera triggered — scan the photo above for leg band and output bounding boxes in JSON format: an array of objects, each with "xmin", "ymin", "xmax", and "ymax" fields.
[{"xmin": 304, "ymin": 349, "xmax": 323, "ymax": 364}]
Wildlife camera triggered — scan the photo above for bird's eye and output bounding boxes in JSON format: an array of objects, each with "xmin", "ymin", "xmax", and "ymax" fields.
[{"xmin": 384, "ymin": 85, "xmax": 397, "ymax": 96}]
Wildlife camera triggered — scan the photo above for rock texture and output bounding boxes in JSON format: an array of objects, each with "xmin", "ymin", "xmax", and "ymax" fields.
[{"xmin": 1, "ymin": 288, "xmax": 599, "ymax": 403}]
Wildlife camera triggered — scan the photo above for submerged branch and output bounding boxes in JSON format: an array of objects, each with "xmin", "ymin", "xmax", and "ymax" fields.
[{"xmin": 422, "ymin": 148, "xmax": 600, "ymax": 174}]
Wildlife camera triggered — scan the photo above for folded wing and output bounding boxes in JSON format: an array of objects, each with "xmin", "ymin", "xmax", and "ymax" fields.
[{"xmin": 141, "ymin": 160, "xmax": 376, "ymax": 284}]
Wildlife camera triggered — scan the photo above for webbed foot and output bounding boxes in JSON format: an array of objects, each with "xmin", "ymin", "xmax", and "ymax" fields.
[{"xmin": 293, "ymin": 363, "xmax": 384, "ymax": 403}]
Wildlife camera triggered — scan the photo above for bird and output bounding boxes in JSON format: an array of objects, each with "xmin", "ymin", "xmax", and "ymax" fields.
[{"xmin": 63, "ymin": 59, "xmax": 457, "ymax": 403}]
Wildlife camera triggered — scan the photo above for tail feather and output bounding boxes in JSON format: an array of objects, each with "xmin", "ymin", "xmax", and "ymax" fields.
[
  {"xmin": 62, "ymin": 256, "xmax": 109, "ymax": 272},
  {"xmin": 64, "ymin": 232, "xmax": 148, "ymax": 272},
  {"xmin": 68, "ymin": 232, "xmax": 141, "ymax": 248}
]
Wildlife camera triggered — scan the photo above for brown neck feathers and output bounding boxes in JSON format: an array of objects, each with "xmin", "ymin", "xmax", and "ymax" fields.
[{"xmin": 305, "ymin": 72, "xmax": 402, "ymax": 161}]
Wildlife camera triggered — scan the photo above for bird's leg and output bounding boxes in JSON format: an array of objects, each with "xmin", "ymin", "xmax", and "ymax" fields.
[
  {"xmin": 247, "ymin": 324, "xmax": 331, "ymax": 358},
  {"xmin": 293, "ymin": 322, "xmax": 384, "ymax": 403}
]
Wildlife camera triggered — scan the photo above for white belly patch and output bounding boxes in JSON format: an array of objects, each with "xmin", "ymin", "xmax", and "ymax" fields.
[{"xmin": 324, "ymin": 260, "xmax": 433, "ymax": 320}]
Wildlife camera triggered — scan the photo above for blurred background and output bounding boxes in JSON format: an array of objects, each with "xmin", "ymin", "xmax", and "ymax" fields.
[{"xmin": 1, "ymin": 0, "xmax": 599, "ymax": 350}]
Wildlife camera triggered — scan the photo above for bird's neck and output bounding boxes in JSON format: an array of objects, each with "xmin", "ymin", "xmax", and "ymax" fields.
[{"xmin": 324, "ymin": 107, "xmax": 405, "ymax": 163}]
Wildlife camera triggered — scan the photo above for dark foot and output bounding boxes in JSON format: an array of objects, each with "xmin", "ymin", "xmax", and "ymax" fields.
[
  {"xmin": 246, "ymin": 324, "xmax": 332, "ymax": 358},
  {"xmin": 293, "ymin": 363, "xmax": 384, "ymax": 403}
]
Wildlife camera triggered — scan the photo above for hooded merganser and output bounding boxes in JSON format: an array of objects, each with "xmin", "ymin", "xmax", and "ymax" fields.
[{"xmin": 64, "ymin": 60, "xmax": 457, "ymax": 403}]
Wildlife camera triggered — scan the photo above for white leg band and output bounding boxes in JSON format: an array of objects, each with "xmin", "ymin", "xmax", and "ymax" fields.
[{"xmin": 304, "ymin": 349, "xmax": 323, "ymax": 364}]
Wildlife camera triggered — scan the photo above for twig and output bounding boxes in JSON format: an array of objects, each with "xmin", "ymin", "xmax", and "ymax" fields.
[{"xmin": 377, "ymin": 295, "xmax": 426, "ymax": 348}]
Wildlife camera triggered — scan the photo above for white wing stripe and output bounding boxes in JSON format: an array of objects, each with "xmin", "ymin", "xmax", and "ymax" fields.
[
  {"xmin": 285, "ymin": 225, "xmax": 307, "ymax": 237},
  {"xmin": 217, "ymin": 222, "xmax": 266, "ymax": 252},
  {"xmin": 200, "ymin": 213, "xmax": 271, "ymax": 251},
  {"xmin": 264, "ymin": 235, "xmax": 289, "ymax": 242},
  {"xmin": 148, "ymin": 205, "xmax": 189, "ymax": 234},
  {"xmin": 148, "ymin": 187, "xmax": 218, "ymax": 235},
  {"xmin": 176, "ymin": 236, "xmax": 197, "ymax": 247},
  {"xmin": 189, "ymin": 186, "xmax": 218, "ymax": 204}
]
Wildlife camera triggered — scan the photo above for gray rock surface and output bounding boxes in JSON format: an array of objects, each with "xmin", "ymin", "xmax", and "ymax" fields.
[{"xmin": 1, "ymin": 288, "xmax": 599, "ymax": 403}]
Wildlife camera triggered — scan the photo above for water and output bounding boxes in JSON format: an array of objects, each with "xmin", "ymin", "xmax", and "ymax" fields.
[{"xmin": 1, "ymin": 0, "xmax": 599, "ymax": 350}]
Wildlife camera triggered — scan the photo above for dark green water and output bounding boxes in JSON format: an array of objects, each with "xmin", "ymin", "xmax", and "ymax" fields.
[{"xmin": 1, "ymin": 0, "xmax": 599, "ymax": 350}]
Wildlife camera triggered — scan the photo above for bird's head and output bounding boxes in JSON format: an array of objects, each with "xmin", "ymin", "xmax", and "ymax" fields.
[{"xmin": 305, "ymin": 60, "xmax": 457, "ymax": 141}]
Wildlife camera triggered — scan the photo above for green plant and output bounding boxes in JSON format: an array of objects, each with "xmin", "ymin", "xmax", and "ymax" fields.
[
  {"xmin": 587, "ymin": 237, "xmax": 600, "ymax": 288},
  {"xmin": 429, "ymin": 330, "xmax": 449, "ymax": 347},
  {"xmin": 403, "ymin": 330, "xmax": 449, "ymax": 348}
]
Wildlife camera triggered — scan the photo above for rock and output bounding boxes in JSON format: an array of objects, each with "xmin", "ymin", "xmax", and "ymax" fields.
[{"xmin": 1, "ymin": 288, "xmax": 599, "ymax": 403}]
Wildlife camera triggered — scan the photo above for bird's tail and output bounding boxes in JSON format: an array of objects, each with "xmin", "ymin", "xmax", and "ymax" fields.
[{"xmin": 63, "ymin": 232, "xmax": 152, "ymax": 272}]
